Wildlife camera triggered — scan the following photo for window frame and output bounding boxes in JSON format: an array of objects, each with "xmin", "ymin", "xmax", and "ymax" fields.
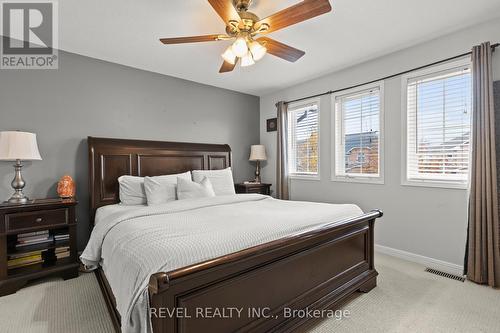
[
  {"xmin": 331, "ymin": 81, "xmax": 385, "ymax": 184},
  {"xmin": 287, "ymin": 98, "xmax": 321, "ymax": 181},
  {"xmin": 401, "ymin": 58, "xmax": 472, "ymax": 189}
]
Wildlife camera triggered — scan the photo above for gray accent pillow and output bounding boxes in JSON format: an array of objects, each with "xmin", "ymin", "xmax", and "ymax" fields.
[{"xmin": 177, "ymin": 177, "xmax": 216, "ymax": 200}]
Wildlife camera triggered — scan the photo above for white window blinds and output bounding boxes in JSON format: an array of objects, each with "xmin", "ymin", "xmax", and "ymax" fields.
[
  {"xmin": 287, "ymin": 101, "xmax": 319, "ymax": 176},
  {"xmin": 333, "ymin": 85, "xmax": 382, "ymax": 180},
  {"xmin": 405, "ymin": 63, "xmax": 472, "ymax": 184}
]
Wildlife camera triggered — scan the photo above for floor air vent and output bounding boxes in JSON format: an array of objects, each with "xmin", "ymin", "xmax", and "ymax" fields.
[{"xmin": 425, "ymin": 268, "xmax": 465, "ymax": 282}]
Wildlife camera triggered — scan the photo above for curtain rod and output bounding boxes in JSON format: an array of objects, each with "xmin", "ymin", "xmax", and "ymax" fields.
[{"xmin": 283, "ymin": 43, "xmax": 500, "ymax": 105}]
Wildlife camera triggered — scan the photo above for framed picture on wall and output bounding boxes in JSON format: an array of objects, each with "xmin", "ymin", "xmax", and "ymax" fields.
[{"xmin": 267, "ymin": 118, "xmax": 277, "ymax": 132}]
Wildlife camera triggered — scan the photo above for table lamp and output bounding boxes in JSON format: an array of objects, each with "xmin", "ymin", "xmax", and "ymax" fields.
[
  {"xmin": 0, "ymin": 131, "xmax": 42, "ymax": 204},
  {"xmin": 249, "ymin": 145, "xmax": 267, "ymax": 183}
]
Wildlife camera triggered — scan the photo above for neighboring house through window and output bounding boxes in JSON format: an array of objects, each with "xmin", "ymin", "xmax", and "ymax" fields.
[
  {"xmin": 332, "ymin": 82, "xmax": 384, "ymax": 183},
  {"xmin": 402, "ymin": 58, "xmax": 472, "ymax": 188}
]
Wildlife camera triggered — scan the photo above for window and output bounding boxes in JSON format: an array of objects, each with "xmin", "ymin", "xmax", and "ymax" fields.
[
  {"xmin": 402, "ymin": 59, "xmax": 472, "ymax": 188},
  {"xmin": 332, "ymin": 82, "xmax": 384, "ymax": 183},
  {"xmin": 287, "ymin": 99, "xmax": 320, "ymax": 178}
]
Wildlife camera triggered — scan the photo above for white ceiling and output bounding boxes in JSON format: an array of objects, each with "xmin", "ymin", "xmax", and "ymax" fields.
[{"xmin": 58, "ymin": 0, "xmax": 500, "ymax": 96}]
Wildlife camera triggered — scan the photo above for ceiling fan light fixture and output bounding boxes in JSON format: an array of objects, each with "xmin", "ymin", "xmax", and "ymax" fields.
[
  {"xmin": 240, "ymin": 53, "xmax": 255, "ymax": 67},
  {"xmin": 221, "ymin": 46, "xmax": 237, "ymax": 65},
  {"xmin": 160, "ymin": 0, "xmax": 331, "ymax": 73},
  {"xmin": 249, "ymin": 40, "xmax": 266, "ymax": 61},
  {"xmin": 232, "ymin": 37, "xmax": 249, "ymax": 57}
]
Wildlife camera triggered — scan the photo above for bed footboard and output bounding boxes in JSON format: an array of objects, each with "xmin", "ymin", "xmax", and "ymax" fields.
[{"xmin": 148, "ymin": 210, "xmax": 382, "ymax": 333}]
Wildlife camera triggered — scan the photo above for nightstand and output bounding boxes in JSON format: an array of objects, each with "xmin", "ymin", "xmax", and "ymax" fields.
[
  {"xmin": 0, "ymin": 198, "xmax": 79, "ymax": 296},
  {"xmin": 235, "ymin": 183, "xmax": 272, "ymax": 195}
]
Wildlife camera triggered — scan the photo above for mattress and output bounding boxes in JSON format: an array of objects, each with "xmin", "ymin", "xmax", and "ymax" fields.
[{"xmin": 80, "ymin": 194, "xmax": 363, "ymax": 333}]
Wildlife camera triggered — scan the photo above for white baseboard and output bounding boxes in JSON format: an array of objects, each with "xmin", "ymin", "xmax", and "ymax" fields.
[{"xmin": 375, "ymin": 244, "xmax": 464, "ymax": 277}]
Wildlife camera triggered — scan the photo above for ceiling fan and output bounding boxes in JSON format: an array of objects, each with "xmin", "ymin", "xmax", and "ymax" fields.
[{"xmin": 160, "ymin": 0, "xmax": 332, "ymax": 73}]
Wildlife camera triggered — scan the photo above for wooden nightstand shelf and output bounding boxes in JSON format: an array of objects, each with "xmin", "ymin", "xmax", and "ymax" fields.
[
  {"xmin": 0, "ymin": 198, "xmax": 79, "ymax": 296},
  {"xmin": 235, "ymin": 183, "xmax": 272, "ymax": 195}
]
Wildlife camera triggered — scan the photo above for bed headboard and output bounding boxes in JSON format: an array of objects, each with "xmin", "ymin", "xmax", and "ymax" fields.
[{"xmin": 88, "ymin": 136, "xmax": 232, "ymax": 224}]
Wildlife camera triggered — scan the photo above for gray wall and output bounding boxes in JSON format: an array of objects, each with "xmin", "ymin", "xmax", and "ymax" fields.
[
  {"xmin": 260, "ymin": 18, "xmax": 500, "ymax": 267},
  {"xmin": 0, "ymin": 50, "xmax": 260, "ymax": 249}
]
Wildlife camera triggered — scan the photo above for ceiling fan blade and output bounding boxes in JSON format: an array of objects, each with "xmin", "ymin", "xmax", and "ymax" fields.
[
  {"xmin": 207, "ymin": 0, "xmax": 241, "ymax": 24},
  {"xmin": 160, "ymin": 34, "xmax": 228, "ymax": 44},
  {"xmin": 255, "ymin": 0, "xmax": 332, "ymax": 34},
  {"xmin": 257, "ymin": 37, "xmax": 305, "ymax": 62},
  {"xmin": 219, "ymin": 59, "xmax": 238, "ymax": 73}
]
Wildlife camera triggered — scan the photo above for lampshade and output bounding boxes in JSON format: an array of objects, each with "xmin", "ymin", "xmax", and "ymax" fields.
[
  {"xmin": 240, "ymin": 53, "xmax": 255, "ymax": 67},
  {"xmin": 0, "ymin": 131, "xmax": 42, "ymax": 161},
  {"xmin": 232, "ymin": 37, "xmax": 248, "ymax": 57},
  {"xmin": 221, "ymin": 46, "xmax": 236, "ymax": 65},
  {"xmin": 249, "ymin": 145, "xmax": 267, "ymax": 161},
  {"xmin": 249, "ymin": 41, "xmax": 267, "ymax": 61}
]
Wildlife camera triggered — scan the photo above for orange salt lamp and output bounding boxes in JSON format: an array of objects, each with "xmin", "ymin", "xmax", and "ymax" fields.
[{"xmin": 57, "ymin": 175, "xmax": 76, "ymax": 198}]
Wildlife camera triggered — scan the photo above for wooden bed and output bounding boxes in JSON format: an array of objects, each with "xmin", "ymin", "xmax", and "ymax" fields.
[{"xmin": 88, "ymin": 136, "xmax": 382, "ymax": 333}]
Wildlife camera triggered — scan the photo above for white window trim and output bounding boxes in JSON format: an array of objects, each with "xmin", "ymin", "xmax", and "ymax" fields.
[
  {"xmin": 288, "ymin": 97, "xmax": 321, "ymax": 180},
  {"xmin": 331, "ymin": 81, "xmax": 385, "ymax": 185},
  {"xmin": 400, "ymin": 58, "xmax": 471, "ymax": 190}
]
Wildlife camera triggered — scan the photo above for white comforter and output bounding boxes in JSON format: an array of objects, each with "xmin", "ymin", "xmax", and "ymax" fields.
[{"xmin": 80, "ymin": 194, "xmax": 363, "ymax": 333}]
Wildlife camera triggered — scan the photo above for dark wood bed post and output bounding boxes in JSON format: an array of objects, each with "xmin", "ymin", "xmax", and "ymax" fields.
[{"xmin": 87, "ymin": 137, "xmax": 383, "ymax": 333}]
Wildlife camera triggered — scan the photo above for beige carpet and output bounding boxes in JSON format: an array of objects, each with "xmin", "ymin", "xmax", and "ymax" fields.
[
  {"xmin": 310, "ymin": 254, "xmax": 500, "ymax": 333},
  {"xmin": 0, "ymin": 254, "xmax": 498, "ymax": 333},
  {"xmin": 0, "ymin": 272, "xmax": 115, "ymax": 333}
]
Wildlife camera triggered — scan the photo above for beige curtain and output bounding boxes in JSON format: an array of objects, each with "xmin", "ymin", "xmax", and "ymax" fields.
[
  {"xmin": 276, "ymin": 101, "xmax": 289, "ymax": 200},
  {"xmin": 467, "ymin": 42, "xmax": 500, "ymax": 287}
]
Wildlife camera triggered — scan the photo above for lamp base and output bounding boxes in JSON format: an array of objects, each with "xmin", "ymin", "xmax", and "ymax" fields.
[
  {"xmin": 254, "ymin": 160, "xmax": 261, "ymax": 183},
  {"xmin": 7, "ymin": 194, "xmax": 29, "ymax": 204},
  {"xmin": 7, "ymin": 160, "xmax": 30, "ymax": 204}
]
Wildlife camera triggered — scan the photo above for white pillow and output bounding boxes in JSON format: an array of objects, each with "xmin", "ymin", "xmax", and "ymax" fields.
[
  {"xmin": 118, "ymin": 171, "xmax": 191, "ymax": 205},
  {"xmin": 191, "ymin": 167, "xmax": 235, "ymax": 196},
  {"xmin": 118, "ymin": 176, "xmax": 146, "ymax": 205},
  {"xmin": 177, "ymin": 177, "xmax": 216, "ymax": 200},
  {"xmin": 144, "ymin": 172, "xmax": 191, "ymax": 205}
]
